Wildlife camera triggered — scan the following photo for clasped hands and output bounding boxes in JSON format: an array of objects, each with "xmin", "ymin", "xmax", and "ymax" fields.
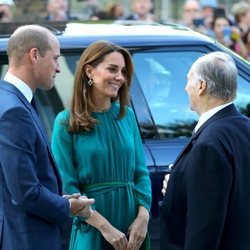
[
  {"xmin": 64, "ymin": 193, "xmax": 95, "ymax": 218},
  {"xmin": 101, "ymin": 206, "xmax": 149, "ymax": 250}
]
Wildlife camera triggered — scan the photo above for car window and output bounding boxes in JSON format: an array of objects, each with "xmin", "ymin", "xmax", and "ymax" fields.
[
  {"xmin": 133, "ymin": 51, "xmax": 250, "ymax": 139},
  {"xmin": 1, "ymin": 51, "xmax": 249, "ymax": 141},
  {"xmin": 236, "ymin": 78, "xmax": 250, "ymax": 117},
  {"xmin": 0, "ymin": 64, "xmax": 8, "ymax": 79},
  {"xmin": 133, "ymin": 51, "xmax": 201, "ymax": 139}
]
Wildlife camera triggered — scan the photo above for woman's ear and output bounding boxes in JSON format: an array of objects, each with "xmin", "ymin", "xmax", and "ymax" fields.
[{"xmin": 85, "ymin": 64, "xmax": 93, "ymax": 78}]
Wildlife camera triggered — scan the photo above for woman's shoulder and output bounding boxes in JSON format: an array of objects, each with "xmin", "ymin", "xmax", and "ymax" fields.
[
  {"xmin": 55, "ymin": 109, "xmax": 70, "ymax": 124},
  {"xmin": 112, "ymin": 102, "xmax": 134, "ymax": 117}
]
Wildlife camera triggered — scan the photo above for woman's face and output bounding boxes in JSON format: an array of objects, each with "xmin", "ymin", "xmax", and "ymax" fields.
[
  {"xmin": 213, "ymin": 17, "xmax": 230, "ymax": 39},
  {"xmin": 89, "ymin": 51, "xmax": 126, "ymax": 99}
]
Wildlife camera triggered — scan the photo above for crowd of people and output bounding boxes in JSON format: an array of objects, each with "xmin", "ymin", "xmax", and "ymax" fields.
[
  {"xmin": 181, "ymin": 0, "xmax": 250, "ymax": 59},
  {"xmin": 1, "ymin": 0, "xmax": 249, "ymax": 60}
]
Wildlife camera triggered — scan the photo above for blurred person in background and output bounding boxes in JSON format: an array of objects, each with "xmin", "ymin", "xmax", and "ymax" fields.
[
  {"xmin": 0, "ymin": 0, "xmax": 14, "ymax": 22},
  {"xmin": 231, "ymin": 1, "xmax": 250, "ymax": 37},
  {"xmin": 181, "ymin": 0, "xmax": 202, "ymax": 28},
  {"xmin": 89, "ymin": 10, "xmax": 112, "ymax": 20},
  {"xmin": 211, "ymin": 15, "xmax": 248, "ymax": 59},
  {"xmin": 181, "ymin": 0, "xmax": 211, "ymax": 35},
  {"xmin": 242, "ymin": 29, "xmax": 250, "ymax": 60},
  {"xmin": 200, "ymin": 0, "xmax": 217, "ymax": 30},
  {"xmin": 90, "ymin": 2, "xmax": 124, "ymax": 21},
  {"xmin": 109, "ymin": 2, "xmax": 124, "ymax": 20},
  {"xmin": 124, "ymin": 0, "xmax": 157, "ymax": 22},
  {"xmin": 45, "ymin": 0, "xmax": 77, "ymax": 21}
]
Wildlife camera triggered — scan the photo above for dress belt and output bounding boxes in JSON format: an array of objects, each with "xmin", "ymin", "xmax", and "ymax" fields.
[{"xmin": 80, "ymin": 181, "xmax": 135, "ymax": 197}]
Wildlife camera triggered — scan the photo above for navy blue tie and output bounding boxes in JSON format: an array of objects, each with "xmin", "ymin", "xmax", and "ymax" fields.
[{"xmin": 31, "ymin": 97, "xmax": 38, "ymax": 114}]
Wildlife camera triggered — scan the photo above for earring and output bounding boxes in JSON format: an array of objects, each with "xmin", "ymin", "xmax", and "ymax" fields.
[{"xmin": 88, "ymin": 79, "xmax": 93, "ymax": 86}]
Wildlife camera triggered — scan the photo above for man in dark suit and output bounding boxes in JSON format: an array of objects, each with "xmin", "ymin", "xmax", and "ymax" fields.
[
  {"xmin": 160, "ymin": 51, "xmax": 250, "ymax": 250},
  {"xmin": 0, "ymin": 25, "xmax": 95, "ymax": 250}
]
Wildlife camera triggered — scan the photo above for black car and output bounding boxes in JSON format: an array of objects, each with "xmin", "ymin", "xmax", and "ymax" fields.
[{"xmin": 0, "ymin": 22, "xmax": 249, "ymax": 249}]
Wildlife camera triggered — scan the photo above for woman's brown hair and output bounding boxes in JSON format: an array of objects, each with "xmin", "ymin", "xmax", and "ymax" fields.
[{"xmin": 69, "ymin": 40, "xmax": 134, "ymax": 133}]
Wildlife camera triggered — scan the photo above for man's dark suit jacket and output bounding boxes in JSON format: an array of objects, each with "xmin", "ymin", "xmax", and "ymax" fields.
[
  {"xmin": 0, "ymin": 80, "xmax": 69, "ymax": 250},
  {"xmin": 160, "ymin": 104, "xmax": 250, "ymax": 250}
]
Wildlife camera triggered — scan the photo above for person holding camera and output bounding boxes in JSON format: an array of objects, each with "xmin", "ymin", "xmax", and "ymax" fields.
[
  {"xmin": 0, "ymin": 0, "xmax": 13, "ymax": 22},
  {"xmin": 212, "ymin": 15, "xmax": 248, "ymax": 59}
]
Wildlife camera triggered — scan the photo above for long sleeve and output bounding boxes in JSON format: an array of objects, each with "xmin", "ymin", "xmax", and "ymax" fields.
[
  {"xmin": 51, "ymin": 110, "xmax": 80, "ymax": 195},
  {"xmin": 0, "ymin": 106, "xmax": 69, "ymax": 224},
  {"xmin": 129, "ymin": 108, "xmax": 152, "ymax": 212},
  {"xmin": 185, "ymin": 142, "xmax": 233, "ymax": 249}
]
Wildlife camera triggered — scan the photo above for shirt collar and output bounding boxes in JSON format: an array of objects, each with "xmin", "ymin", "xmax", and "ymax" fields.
[
  {"xmin": 4, "ymin": 72, "xmax": 33, "ymax": 103},
  {"xmin": 194, "ymin": 102, "xmax": 233, "ymax": 133}
]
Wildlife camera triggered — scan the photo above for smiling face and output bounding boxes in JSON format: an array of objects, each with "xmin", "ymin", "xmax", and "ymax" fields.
[{"xmin": 86, "ymin": 51, "xmax": 126, "ymax": 102}]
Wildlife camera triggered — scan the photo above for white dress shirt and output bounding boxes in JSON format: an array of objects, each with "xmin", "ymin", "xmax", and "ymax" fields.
[
  {"xmin": 194, "ymin": 102, "xmax": 233, "ymax": 133},
  {"xmin": 4, "ymin": 72, "xmax": 33, "ymax": 103}
]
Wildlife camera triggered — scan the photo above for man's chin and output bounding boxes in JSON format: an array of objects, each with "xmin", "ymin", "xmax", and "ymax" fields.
[{"xmin": 39, "ymin": 83, "xmax": 54, "ymax": 91}]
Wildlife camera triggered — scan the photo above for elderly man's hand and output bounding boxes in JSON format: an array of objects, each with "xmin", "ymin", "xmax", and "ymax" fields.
[
  {"xmin": 161, "ymin": 174, "xmax": 170, "ymax": 196},
  {"xmin": 68, "ymin": 195, "xmax": 95, "ymax": 218}
]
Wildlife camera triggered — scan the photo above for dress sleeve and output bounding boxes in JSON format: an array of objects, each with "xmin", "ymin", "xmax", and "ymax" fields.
[
  {"xmin": 51, "ymin": 110, "xmax": 80, "ymax": 195},
  {"xmin": 129, "ymin": 108, "xmax": 152, "ymax": 212}
]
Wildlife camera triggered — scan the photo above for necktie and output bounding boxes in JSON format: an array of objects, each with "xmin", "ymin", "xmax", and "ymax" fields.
[{"xmin": 31, "ymin": 97, "xmax": 38, "ymax": 114}]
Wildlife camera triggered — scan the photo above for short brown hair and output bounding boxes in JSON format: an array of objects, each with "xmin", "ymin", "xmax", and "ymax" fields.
[{"xmin": 7, "ymin": 25, "xmax": 52, "ymax": 66}]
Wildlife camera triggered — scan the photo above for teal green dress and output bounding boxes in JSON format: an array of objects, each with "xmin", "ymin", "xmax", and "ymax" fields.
[{"xmin": 51, "ymin": 102, "xmax": 152, "ymax": 250}]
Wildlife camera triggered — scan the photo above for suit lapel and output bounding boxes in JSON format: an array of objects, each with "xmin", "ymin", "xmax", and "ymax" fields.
[
  {"xmin": 29, "ymin": 108, "xmax": 63, "ymax": 191},
  {"xmin": 171, "ymin": 135, "xmax": 196, "ymax": 169},
  {"xmin": 195, "ymin": 104, "xmax": 237, "ymax": 134},
  {"xmin": 0, "ymin": 81, "xmax": 62, "ymax": 191},
  {"xmin": 171, "ymin": 104, "xmax": 238, "ymax": 170}
]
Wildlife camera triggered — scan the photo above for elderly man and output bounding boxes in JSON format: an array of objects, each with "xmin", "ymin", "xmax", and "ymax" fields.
[{"xmin": 160, "ymin": 51, "xmax": 250, "ymax": 250}]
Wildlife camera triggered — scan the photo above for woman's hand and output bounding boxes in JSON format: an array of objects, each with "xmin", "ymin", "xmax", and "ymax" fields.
[
  {"xmin": 86, "ymin": 210, "xmax": 127, "ymax": 249},
  {"xmin": 126, "ymin": 206, "xmax": 149, "ymax": 250},
  {"xmin": 100, "ymin": 223, "xmax": 128, "ymax": 250}
]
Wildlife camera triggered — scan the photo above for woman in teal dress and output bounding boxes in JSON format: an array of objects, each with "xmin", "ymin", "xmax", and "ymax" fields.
[{"xmin": 51, "ymin": 41, "xmax": 152, "ymax": 250}]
